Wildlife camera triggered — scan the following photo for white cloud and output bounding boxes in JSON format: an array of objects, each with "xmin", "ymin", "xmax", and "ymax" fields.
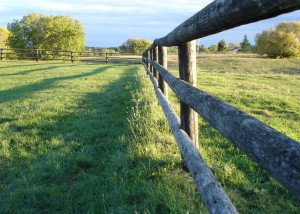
[
  {"xmin": 36, "ymin": 2, "xmax": 76, "ymax": 12},
  {"xmin": 0, "ymin": 0, "xmax": 213, "ymax": 14},
  {"xmin": 0, "ymin": 0, "xmax": 298, "ymax": 47}
]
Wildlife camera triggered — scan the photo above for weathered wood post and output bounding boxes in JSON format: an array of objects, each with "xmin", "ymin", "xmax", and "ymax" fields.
[
  {"xmin": 153, "ymin": 46, "xmax": 158, "ymax": 80},
  {"xmin": 150, "ymin": 49, "xmax": 153, "ymax": 74},
  {"xmin": 146, "ymin": 50, "xmax": 149, "ymax": 69},
  {"xmin": 106, "ymin": 53, "xmax": 109, "ymax": 63},
  {"xmin": 70, "ymin": 51, "xmax": 74, "ymax": 63},
  {"xmin": 36, "ymin": 49, "xmax": 39, "ymax": 62},
  {"xmin": 178, "ymin": 40, "xmax": 199, "ymax": 149},
  {"xmin": 0, "ymin": 48, "xmax": 3, "ymax": 61},
  {"xmin": 145, "ymin": 51, "xmax": 149, "ymax": 75},
  {"xmin": 158, "ymin": 46, "xmax": 168, "ymax": 99}
]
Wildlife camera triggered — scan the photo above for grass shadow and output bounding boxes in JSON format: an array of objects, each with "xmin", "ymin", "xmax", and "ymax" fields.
[
  {"xmin": 0, "ymin": 64, "xmax": 205, "ymax": 213},
  {"xmin": 0, "ymin": 65, "xmax": 114, "ymax": 104},
  {"xmin": 0, "ymin": 65, "xmax": 145, "ymax": 212},
  {"xmin": 271, "ymin": 66, "xmax": 300, "ymax": 75},
  {"xmin": 0, "ymin": 62, "xmax": 43, "ymax": 70},
  {"xmin": 0, "ymin": 64, "xmax": 77, "ymax": 77},
  {"xmin": 198, "ymin": 121, "xmax": 300, "ymax": 212}
]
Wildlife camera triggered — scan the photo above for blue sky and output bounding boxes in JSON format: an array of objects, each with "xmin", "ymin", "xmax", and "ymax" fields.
[{"xmin": 0, "ymin": 0, "xmax": 299, "ymax": 48}]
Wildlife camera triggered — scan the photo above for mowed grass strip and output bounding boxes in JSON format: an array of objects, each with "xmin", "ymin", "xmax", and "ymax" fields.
[
  {"xmin": 0, "ymin": 62, "xmax": 139, "ymax": 212},
  {"xmin": 0, "ymin": 62, "xmax": 206, "ymax": 213}
]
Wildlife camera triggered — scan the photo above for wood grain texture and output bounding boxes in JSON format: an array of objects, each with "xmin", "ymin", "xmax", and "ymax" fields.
[
  {"xmin": 145, "ymin": 58, "xmax": 300, "ymax": 199},
  {"xmin": 158, "ymin": 46, "xmax": 168, "ymax": 99},
  {"xmin": 144, "ymin": 63, "xmax": 238, "ymax": 214},
  {"xmin": 153, "ymin": 46, "xmax": 158, "ymax": 80},
  {"xmin": 149, "ymin": 49, "xmax": 153, "ymax": 74},
  {"xmin": 178, "ymin": 41, "xmax": 198, "ymax": 148},
  {"xmin": 146, "ymin": 51, "xmax": 149, "ymax": 69}
]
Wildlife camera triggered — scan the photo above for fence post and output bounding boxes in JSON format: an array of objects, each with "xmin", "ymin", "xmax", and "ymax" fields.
[
  {"xmin": 178, "ymin": 40, "xmax": 198, "ymax": 150},
  {"xmin": 146, "ymin": 51, "xmax": 149, "ymax": 69},
  {"xmin": 36, "ymin": 49, "xmax": 39, "ymax": 62},
  {"xmin": 143, "ymin": 52, "xmax": 147, "ymax": 74},
  {"xmin": 150, "ymin": 49, "xmax": 153, "ymax": 74},
  {"xmin": 70, "ymin": 51, "xmax": 74, "ymax": 63},
  {"xmin": 142, "ymin": 51, "xmax": 145, "ymax": 65},
  {"xmin": 158, "ymin": 46, "xmax": 168, "ymax": 99},
  {"xmin": 0, "ymin": 48, "xmax": 3, "ymax": 61},
  {"xmin": 153, "ymin": 46, "xmax": 159, "ymax": 80},
  {"xmin": 106, "ymin": 53, "xmax": 109, "ymax": 63}
]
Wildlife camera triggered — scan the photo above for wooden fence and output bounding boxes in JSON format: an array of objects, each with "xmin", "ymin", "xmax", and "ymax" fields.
[
  {"xmin": 0, "ymin": 48, "xmax": 141, "ymax": 64},
  {"xmin": 142, "ymin": 0, "xmax": 300, "ymax": 213}
]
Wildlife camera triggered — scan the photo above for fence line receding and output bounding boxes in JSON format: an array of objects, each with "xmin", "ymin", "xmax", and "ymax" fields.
[
  {"xmin": 0, "ymin": 48, "xmax": 141, "ymax": 64},
  {"xmin": 142, "ymin": 0, "xmax": 300, "ymax": 213}
]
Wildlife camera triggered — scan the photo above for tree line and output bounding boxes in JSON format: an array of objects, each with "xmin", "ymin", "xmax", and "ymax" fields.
[
  {"xmin": 199, "ymin": 34, "xmax": 252, "ymax": 53},
  {"xmin": 199, "ymin": 22, "xmax": 300, "ymax": 59},
  {"xmin": 0, "ymin": 13, "xmax": 299, "ymax": 58}
]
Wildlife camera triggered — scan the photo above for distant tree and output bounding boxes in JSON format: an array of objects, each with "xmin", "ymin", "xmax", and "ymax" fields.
[
  {"xmin": 208, "ymin": 44, "xmax": 218, "ymax": 52},
  {"xmin": 100, "ymin": 48, "xmax": 115, "ymax": 53},
  {"xmin": 168, "ymin": 46, "xmax": 178, "ymax": 54},
  {"xmin": 198, "ymin": 44, "xmax": 208, "ymax": 53},
  {"xmin": 255, "ymin": 22, "xmax": 300, "ymax": 58},
  {"xmin": 218, "ymin": 39, "xmax": 227, "ymax": 52},
  {"xmin": 0, "ymin": 27, "xmax": 10, "ymax": 48},
  {"xmin": 7, "ymin": 13, "xmax": 85, "ymax": 51},
  {"xmin": 120, "ymin": 38, "xmax": 151, "ymax": 54},
  {"xmin": 240, "ymin": 34, "xmax": 252, "ymax": 52}
]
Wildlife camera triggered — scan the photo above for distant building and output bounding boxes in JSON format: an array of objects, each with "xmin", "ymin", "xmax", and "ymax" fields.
[{"xmin": 227, "ymin": 48, "xmax": 241, "ymax": 54}]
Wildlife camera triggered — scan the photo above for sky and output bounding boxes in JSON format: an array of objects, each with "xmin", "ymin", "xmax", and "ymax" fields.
[{"xmin": 0, "ymin": 0, "xmax": 299, "ymax": 48}]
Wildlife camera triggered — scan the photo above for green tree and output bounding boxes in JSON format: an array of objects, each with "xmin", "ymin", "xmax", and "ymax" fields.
[
  {"xmin": 198, "ymin": 44, "xmax": 208, "ymax": 53},
  {"xmin": 43, "ymin": 16, "xmax": 85, "ymax": 51},
  {"xmin": 7, "ymin": 13, "xmax": 85, "ymax": 51},
  {"xmin": 0, "ymin": 27, "xmax": 10, "ymax": 48},
  {"xmin": 218, "ymin": 39, "xmax": 227, "ymax": 52},
  {"xmin": 120, "ymin": 38, "xmax": 151, "ymax": 54},
  {"xmin": 168, "ymin": 46, "xmax": 178, "ymax": 54},
  {"xmin": 208, "ymin": 44, "xmax": 218, "ymax": 52},
  {"xmin": 255, "ymin": 22, "xmax": 300, "ymax": 58},
  {"xmin": 240, "ymin": 34, "xmax": 252, "ymax": 52}
]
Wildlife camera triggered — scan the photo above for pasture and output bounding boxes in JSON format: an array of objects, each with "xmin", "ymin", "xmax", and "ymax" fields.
[{"xmin": 0, "ymin": 55, "xmax": 299, "ymax": 213}]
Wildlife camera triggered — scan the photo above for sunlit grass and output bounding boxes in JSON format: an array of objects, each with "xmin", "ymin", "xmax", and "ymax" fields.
[
  {"xmin": 167, "ymin": 53, "xmax": 300, "ymax": 213},
  {"xmin": 0, "ymin": 61, "xmax": 207, "ymax": 213},
  {"xmin": 0, "ymin": 57, "xmax": 299, "ymax": 213},
  {"xmin": 0, "ymin": 62, "xmax": 140, "ymax": 212}
]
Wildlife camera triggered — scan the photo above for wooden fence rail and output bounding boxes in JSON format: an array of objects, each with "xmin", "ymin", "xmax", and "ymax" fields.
[
  {"xmin": 142, "ymin": 0, "xmax": 300, "ymax": 213},
  {"xmin": 147, "ymin": 0, "xmax": 300, "ymax": 49},
  {"xmin": 0, "ymin": 48, "xmax": 141, "ymax": 64},
  {"xmin": 144, "ymin": 64, "xmax": 238, "ymax": 214},
  {"xmin": 145, "ymin": 56, "xmax": 300, "ymax": 195}
]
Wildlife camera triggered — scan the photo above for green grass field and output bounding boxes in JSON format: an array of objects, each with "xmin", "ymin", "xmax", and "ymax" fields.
[
  {"xmin": 0, "ymin": 56, "xmax": 299, "ymax": 213},
  {"xmin": 168, "ymin": 54, "xmax": 300, "ymax": 213}
]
